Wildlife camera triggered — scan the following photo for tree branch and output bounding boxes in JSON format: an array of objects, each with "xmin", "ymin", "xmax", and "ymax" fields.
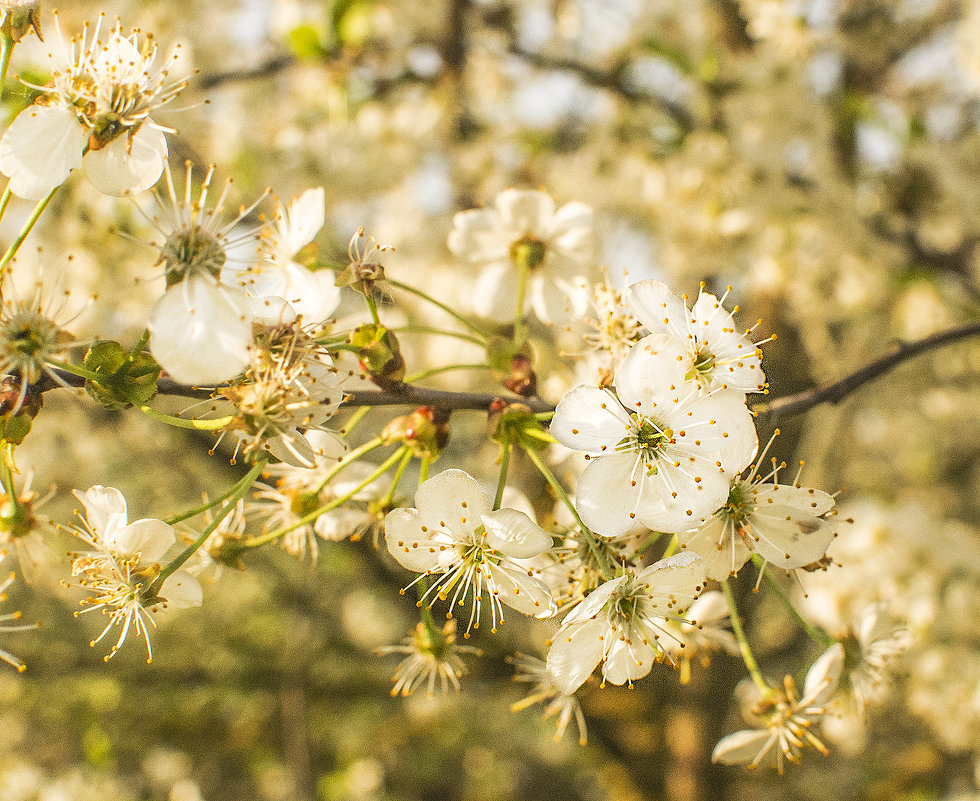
[{"xmin": 750, "ymin": 320, "xmax": 980, "ymax": 419}]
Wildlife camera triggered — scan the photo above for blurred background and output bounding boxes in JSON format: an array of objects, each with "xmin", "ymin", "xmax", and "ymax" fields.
[{"xmin": 1, "ymin": 0, "xmax": 979, "ymax": 799}]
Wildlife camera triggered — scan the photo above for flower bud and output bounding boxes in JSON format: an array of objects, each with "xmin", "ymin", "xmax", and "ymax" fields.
[
  {"xmin": 381, "ymin": 406, "xmax": 450, "ymax": 458},
  {"xmin": 348, "ymin": 324, "xmax": 405, "ymax": 388}
]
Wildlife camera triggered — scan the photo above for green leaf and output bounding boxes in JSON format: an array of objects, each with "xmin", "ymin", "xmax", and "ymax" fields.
[{"xmin": 84, "ymin": 341, "xmax": 162, "ymax": 410}]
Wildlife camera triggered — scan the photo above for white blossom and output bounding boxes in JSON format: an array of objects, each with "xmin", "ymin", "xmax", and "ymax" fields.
[
  {"xmin": 385, "ymin": 469, "xmax": 558, "ymax": 634},
  {"xmin": 550, "ymin": 339, "xmax": 758, "ymax": 537},
  {"xmin": 546, "ymin": 553, "xmax": 707, "ymax": 694},
  {"xmin": 0, "ymin": 14, "xmax": 186, "ymax": 198},
  {"xmin": 448, "ymin": 188, "xmax": 598, "ymax": 324}
]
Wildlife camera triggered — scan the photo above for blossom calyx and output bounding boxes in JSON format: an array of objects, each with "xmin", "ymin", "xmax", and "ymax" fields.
[
  {"xmin": 0, "ymin": 377, "xmax": 42, "ymax": 444},
  {"xmin": 83, "ymin": 341, "xmax": 161, "ymax": 410},
  {"xmin": 348, "ymin": 324, "xmax": 405, "ymax": 387},
  {"xmin": 487, "ymin": 400, "xmax": 550, "ymax": 451},
  {"xmin": 1, "ymin": 2, "xmax": 42, "ymax": 43},
  {"xmin": 381, "ymin": 406, "xmax": 450, "ymax": 458}
]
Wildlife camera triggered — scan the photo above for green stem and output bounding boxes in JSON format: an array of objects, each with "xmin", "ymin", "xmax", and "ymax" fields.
[
  {"xmin": 389, "ymin": 279, "xmax": 490, "ymax": 339},
  {"xmin": 381, "ymin": 447, "xmax": 413, "ymax": 507},
  {"xmin": 391, "ymin": 325, "xmax": 485, "ymax": 346},
  {"xmin": 146, "ymin": 456, "xmax": 267, "ymax": 598},
  {"xmin": 404, "ymin": 363, "xmax": 491, "ymax": 383},
  {"xmin": 418, "ymin": 454, "xmax": 431, "ymax": 484},
  {"xmin": 722, "ymin": 578, "xmax": 771, "ymax": 694},
  {"xmin": 242, "ymin": 447, "xmax": 407, "ymax": 551},
  {"xmin": 339, "ymin": 406, "xmax": 371, "ymax": 436},
  {"xmin": 164, "ymin": 481, "xmax": 255, "ymax": 526},
  {"xmin": 0, "ymin": 441, "xmax": 15, "ymax": 497},
  {"xmin": 753, "ymin": 555, "xmax": 835, "ymax": 647},
  {"xmin": 520, "ymin": 442, "xmax": 610, "ymax": 581},
  {"xmin": 492, "ymin": 440, "xmax": 511, "ymax": 511},
  {"xmin": 0, "ymin": 32, "xmax": 13, "ymax": 99},
  {"xmin": 139, "ymin": 405, "xmax": 234, "ymax": 431},
  {"xmin": 364, "ymin": 291, "xmax": 381, "ymax": 326},
  {"xmin": 44, "ymin": 358, "xmax": 101, "ymax": 382},
  {"xmin": 0, "ymin": 185, "xmax": 59, "ymax": 278},
  {"xmin": 533, "ymin": 410, "xmax": 555, "ymax": 422},
  {"xmin": 314, "ymin": 436, "xmax": 384, "ymax": 493},
  {"xmin": 0, "ymin": 186, "xmax": 12, "ymax": 226}
]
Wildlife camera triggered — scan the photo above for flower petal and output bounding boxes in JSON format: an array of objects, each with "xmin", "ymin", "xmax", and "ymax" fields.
[
  {"xmin": 602, "ymin": 635, "xmax": 656, "ymax": 686},
  {"xmin": 447, "ymin": 208, "xmax": 509, "ymax": 262},
  {"xmin": 486, "ymin": 562, "xmax": 557, "ymax": 619},
  {"xmin": 551, "ymin": 385, "xmax": 631, "ymax": 454},
  {"xmin": 85, "ymin": 126, "xmax": 167, "ymax": 197},
  {"xmin": 160, "ymin": 569, "xmax": 203, "ymax": 608},
  {"xmin": 494, "ymin": 189, "xmax": 555, "ymax": 237},
  {"xmin": 471, "ymin": 260, "xmax": 522, "ymax": 321},
  {"xmin": 384, "ymin": 507, "xmax": 455, "ymax": 573},
  {"xmin": 481, "ymin": 508, "xmax": 552, "ymax": 558},
  {"xmin": 110, "ymin": 518, "xmax": 175, "ymax": 563},
  {"xmin": 547, "ymin": 617, "xmax": 607, "ymax": 695},
  {"xmin": 627, "ymin": 279, "xmax": 689, "ymax": 339},
  {"xmin": 74, "ymin": 485, "xmax": 128, "ymax": 541},
  {"xmin": 414, "ymin": 469, "xmax": 491, "ymax": 539},
  {"xmin": 575, "ymin": 452, "xmax": 647, "ymax": 538},
  {"xmin": 147, "ymin": 277, "xmax": 252, "ymax": 385},
  {"xmin": 613, "ymin": 333, "xmax": 688, "ymax": 411},
  {"xmin": 0, "ymin": 105, "xmax": 84, "ymax": 199},
  {"xmin": 745, "ymin": 507, "xmax": 835, "ymax": 569}
]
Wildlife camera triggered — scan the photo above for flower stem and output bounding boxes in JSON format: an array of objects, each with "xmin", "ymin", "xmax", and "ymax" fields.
[
  {"xmin": 403, "ymin": 363, "xmax": 491, "ymax": 383},
  {"xmin": 389, "ymin": 279, "xmax": 490, "ymax": 339},
  {"xmin": 492, "ymin": 439, "xmax": 512, "ymax": 511},
  {"xmin": 391, "ymin": 325, "xmax": 485, "ymax": 346},
  {"xmin": 314, "ymin": 436, "xmax": 384, "ymax": 493},
  {"xmin": 0, "ymin": 32, "xmax": 14, "ymax": 99},
  {"xmin": 381, "ymin": 447, "xmax": 413, "ymax": 508},
  {"xmin": 512, "ymin": 262, "xmax": 529, "ymax": 347},
  {"xmin": 146, "ymin": 456, "xmax": 267, "ymax": 598},
  {"xmin": 416, "ymin": 577, "xmax": 439, "ymax": 638},
  {"xmin": 752, "ymin": 555, "xmax": 835, "ymax": 647},
  {"xmin": 130, "ymin": 328, "xmax": 150, "ymax": 359},
  {"xmin": 138, "ymin": 405, "xmax": 235, "ymax": 431},
  {"xmin": 0, "ymin": 441, "xmax": 15, "ymax": 497},
  {"xmin": 0, "ymin": 185, "xmax": 59, "ymax": 279},
  {"xmin": 722, "ymin": 578, "xmax": 771, "ymax": 694},
  {"xmin": 242, "ymin": 447, "xmax": 408, "ymax": 551},
  {"xmin": 44, "ymin": 359, "xmax": 102, "ymax": 383},
  {"xmin": 339, "ymin": 406, "xmax": 371, "ymax": 436},
  {"xmin": 0, "ymin": 186, "xmax": 12, "ymax": 226},
  {"xmin": 165, "ymin": 483, "xmax": 254, "ymax": 526},
  {"xmin": 418, "ymin": 454, "xmax": 432, "ymax": 484},
  {"xmin": 364, "ymin": 291, "xmax": 382, "ymax": 326},
  {"xmin": 519, "ymin": 442, "xmax": 610, "ymax": 580}
]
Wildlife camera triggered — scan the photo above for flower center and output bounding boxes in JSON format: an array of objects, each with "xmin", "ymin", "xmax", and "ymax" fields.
[
  {"xmin": 509, "ymin": 235, "xmax": 547, "ymax": 271},
  {"xmin": 289, "ymin": 490, "xmax": 322, "ymax": 519},
  {"xmin": 720, "ymin": 482, "xmax": 749, "ymax": 525},
  {"xmin": 688, "ymin": 342, "xmax": 716, "ymax": 384},
  {"xmin": 161, "ymin": 227, "xmax": 227, "ymax": 284},
  {"xmin": 617, "ymin": 414, "xmax": 672, "ymax": 464}
]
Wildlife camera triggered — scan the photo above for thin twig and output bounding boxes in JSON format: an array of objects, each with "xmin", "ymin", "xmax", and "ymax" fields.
[{"xmin": 751, "ymin": 320, "xmax": 980, "ymax": 419}]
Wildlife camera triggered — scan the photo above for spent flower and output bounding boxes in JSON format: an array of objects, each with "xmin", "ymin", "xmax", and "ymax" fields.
[{"xmin": 376, "ymin": 620, "xmax": 481, "ymax": 697}]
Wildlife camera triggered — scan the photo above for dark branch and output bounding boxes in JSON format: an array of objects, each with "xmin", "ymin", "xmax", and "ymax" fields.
[
  {"xmin": 197, "ymin": 54, "xmax": 297, "ymax": 91},
  {"xmin": 750, "ymin": 320, "xmax": 980, "ymax": 419}
]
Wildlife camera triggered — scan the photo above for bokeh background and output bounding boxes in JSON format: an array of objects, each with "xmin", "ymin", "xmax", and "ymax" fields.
[{"xmin": 1, "ymin": 1, "xmax": 979, "ymax": 799}]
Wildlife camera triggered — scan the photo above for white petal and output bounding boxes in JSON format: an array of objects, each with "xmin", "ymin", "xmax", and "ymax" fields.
[
  {"xmin": 414, "ymin": 469, "xmax": 491, "ymax": 538},
  {"xmin": 548, "ymin": 201, "xmax": 597, "ymax": 266},
  {"xmin": 529, "ymin": 274, "xmax": 589, "ymax": 325},
  {"xmin": 245, "ymin": 262, "xmax": 340, "ymax": 324},
  {"xmin": 686, "ymin": 392, "xmax": 758, "ymax": 472},
  {"xmin": 74, "ymin": 485, "xmax": 128, "ymax": 540},
  {"xmin": 677, "ymin": 516, "xmax": 752, "ymax": 580},
  {"xmin": 575, "ymin": 452, "xmax": 647, "ymax": 538},
  {"xmin": 447, "ymin": 208, "xmax": 509, "ymax": 262},
  {"xmin": 640, "ymin": 454, "xmax": 730, "ymax": 531},
  {"xmin": 711, "ymin": 729, "xmax": 775, "ymax": 766},
  {"xmin": 613, "ymin": 333, "xmax": 688, "ymax": 411},
  {"xmin": 561, "ymin": 575, "xmax": 626, "ymax": 626},
  {"xmin": 547, "ymin": 617, "xmax": 607, "ymax": 695},
  {"xmin": 602, "ymin": 636, "xmax": 656, "ymax": 686},
  {"xmin": 85, "ymin": 126, "xmax": 167, "ymax": 197},
  {"xmin": 314, "ymin": 508, "xmax": 370, "ymax": 542},
  {"xmin": 471, "ymin": 260, "xmax": 522, "ymax": 321},
  {"xmin": 147, "ymin": 277, "xmax": 252, "ymax": 385},
  {"xmin": 384, "ymin": 507, "xmax": 455, "ymax": 573},
  {"xmin": 110, "ymin": 518, "xmax": 175, "ymax": 563},
  {"xmin": 751, "ymin": 483, "xmax": 835, "ymax": 516},
  {"xmin": 267, "ymin": 428, "xmax": 317, "ymax": 468},
  {"xmin": 160, "ymin": 570, "xmax": 203, "ymax": 608},
  {"xmin": 486, "ymin": 562, "xmax": 557, "ymax": 619},
  {"xmin": 627, "ymin": 279, "xmax": 689, "ymax": 339},
  {"xmin": 0, "ymin": 105, "xmax": 84, "ymax": 199},
  {"xmin": 494, "ymin": 189, "xmax": 555, "ymax": 237},
  {"xmin": 804, "ymin": 642, "xmax": 844, "ymax": 704},
  {"xmin": 636, "ymin": 552, "xmax": 706, "ymax": 613},
  {"xmin": 281, "ymin": 187, "xmax": 325, "ymax": 257},
  {"xmin": 481, "ymin": 508, "xmax": 552, "ymax": 558},
  {"xmin": 551, "ymin": 385, "xmax": 630, "ymax": 454},
  {"xmin": 745, "ymin": 507, "xmax": 835, "ymax": 569}
]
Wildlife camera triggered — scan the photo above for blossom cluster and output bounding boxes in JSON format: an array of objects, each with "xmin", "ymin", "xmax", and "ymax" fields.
[{"xmin": 0, "ymin": 7, "xmax": 932, "ymax": 785}]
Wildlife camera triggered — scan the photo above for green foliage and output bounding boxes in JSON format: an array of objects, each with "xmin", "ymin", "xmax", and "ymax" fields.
[{"xmin": 83, "ymin": 342, "xmax": 161, "ymax": 410}]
